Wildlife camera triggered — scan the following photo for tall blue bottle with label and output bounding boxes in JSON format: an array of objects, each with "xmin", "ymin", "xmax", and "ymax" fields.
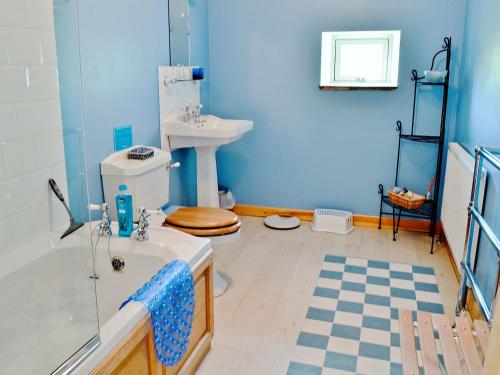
[{"xmin": 116, "ymin": 184, "xmax": 133, "ymax": 237}]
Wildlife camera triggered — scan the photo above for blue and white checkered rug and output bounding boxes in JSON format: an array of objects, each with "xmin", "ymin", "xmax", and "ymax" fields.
[{"xmin": 287, "ymin": 255, "xmax": 444, "ymax": 375}]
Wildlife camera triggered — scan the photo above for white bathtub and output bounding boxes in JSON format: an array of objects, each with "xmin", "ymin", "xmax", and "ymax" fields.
[
  {"xmin": 0, "ymin": 231, "xmax": 98, "ymax": 375},
  {"xmin": 72, "ymin": 222, "xmax": 212, "ymax": 374},
  {"xmin": 0, "ymin": 219, "xmax": 210, "ymax": 374}
]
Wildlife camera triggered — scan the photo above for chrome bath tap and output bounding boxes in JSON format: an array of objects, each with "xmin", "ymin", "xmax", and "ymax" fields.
[
  {"xmin": 135, "ymin": 208, "xmax": 162, "ymax": 241},
  {"xmin": 89, "ymin": 203, "xmax": 112, "ymax": 237},
  {"xmin": 97, "ymin": 203, "xmax": 112, "ymax": 237},
  {"xmin": 135, "ymin": 207, "xmax": 151, "ymax": 242}
]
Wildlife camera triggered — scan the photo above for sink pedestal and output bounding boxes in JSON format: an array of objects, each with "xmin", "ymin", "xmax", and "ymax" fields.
[
  {"xmin": 161, "ymin": 115, "xmax": 252, "ymax": 208},
  {"xmin": 195, "ymin": 145, "xmax": 220, "ymax": 207}
]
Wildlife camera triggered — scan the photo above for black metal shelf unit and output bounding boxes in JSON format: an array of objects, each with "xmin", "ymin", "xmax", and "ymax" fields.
[{"xmin": 378, "ymin": 37, "xmax": 451, "ymax": 253}]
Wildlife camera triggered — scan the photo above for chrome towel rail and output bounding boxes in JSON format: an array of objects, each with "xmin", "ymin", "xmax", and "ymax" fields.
[{"xmin": 457, "ymin": 145, "xmax": 500, "ymax": 324}]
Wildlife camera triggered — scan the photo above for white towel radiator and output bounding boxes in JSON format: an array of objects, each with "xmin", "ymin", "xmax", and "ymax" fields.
[{"xmin": 441, "ymin": 143, "xmax": 487, "ymax": 269}]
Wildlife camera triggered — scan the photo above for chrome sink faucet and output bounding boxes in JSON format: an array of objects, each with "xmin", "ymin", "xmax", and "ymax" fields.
[
  {"xmin": 183, "ymin": 104, "xmax": 204, "ymax": 125},
  {"xmin": 183, "ymin": 106, "xmax": 193, "ymax": 124},
  {"xmin": 193, "ymin": 104, "xmax": 203, "ymax": 124}
]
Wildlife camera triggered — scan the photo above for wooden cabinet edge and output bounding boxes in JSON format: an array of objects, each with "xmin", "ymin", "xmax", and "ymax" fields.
[
  {"xmin": 167, "ymin": 333, "xmax": 212, "ymax": 375},
  {"xmin": 91, "ymin": 253, "xmax": 214, "ymax": 375}
]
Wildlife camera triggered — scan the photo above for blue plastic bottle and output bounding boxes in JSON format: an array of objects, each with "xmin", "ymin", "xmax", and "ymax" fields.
[{"xmin": 116, "ymin": 184, "xmax": 133, "ymax": 237}]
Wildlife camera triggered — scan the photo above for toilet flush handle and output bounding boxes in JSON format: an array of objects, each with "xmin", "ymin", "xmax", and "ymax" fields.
[{"xmin": 166, "ymin": 161, "xmax": 181, "ymax": 169}]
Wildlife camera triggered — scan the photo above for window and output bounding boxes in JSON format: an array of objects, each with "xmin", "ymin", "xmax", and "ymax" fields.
[{"xmin": 320, "ymin": 31, "xmax": 401, "ymax": 89}]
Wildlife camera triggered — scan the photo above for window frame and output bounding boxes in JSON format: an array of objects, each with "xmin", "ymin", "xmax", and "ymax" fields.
[{"xmin": 320, "ymin": 30, "xmax": 401, "ymax": 90}]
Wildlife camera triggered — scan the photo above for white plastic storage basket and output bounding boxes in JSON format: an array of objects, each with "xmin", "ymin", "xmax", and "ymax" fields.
[{"xmin": 311, "ymin": 209, "xmax": 354, "ymax": 234}]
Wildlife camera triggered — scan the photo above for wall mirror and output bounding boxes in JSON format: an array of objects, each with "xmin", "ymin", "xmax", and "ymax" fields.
[
  {"xmin": 169, "ymin": 0, "xmax": 191, "ymax": 65},
  {"xmin": 168, "ymin": 0, "xmax": 210, "ymax": 108},
  {"xmin": 169, "ymin": 0, "xmax": 209, "ymax": 68}
]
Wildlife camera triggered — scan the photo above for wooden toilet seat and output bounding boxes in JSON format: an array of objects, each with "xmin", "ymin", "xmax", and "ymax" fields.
[
  {"xmin": 163, "ymin": 207, "xmax": 241, "ymax": 237},
  {"xmin": 164, "ymin": 221, "xmax": 241, "ymax": 237}
]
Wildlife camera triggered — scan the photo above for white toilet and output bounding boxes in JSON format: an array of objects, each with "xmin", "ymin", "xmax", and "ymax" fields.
[{"xmin": 101, "ymin": 146, "xmax": 240, "ymax": 296}]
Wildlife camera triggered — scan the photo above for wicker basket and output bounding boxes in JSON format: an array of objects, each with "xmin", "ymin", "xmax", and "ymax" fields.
[{"xmin": 388, "ymin": 190, "xmax": 426, "ymax": 209}]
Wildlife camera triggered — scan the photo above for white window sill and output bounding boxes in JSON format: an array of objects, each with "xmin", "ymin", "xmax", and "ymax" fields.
[{"xmin": 319, "ymin": 85, "xmax": 398, "ymax": 91}]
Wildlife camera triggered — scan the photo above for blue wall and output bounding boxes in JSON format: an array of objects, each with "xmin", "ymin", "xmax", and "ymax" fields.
[
  {"xmin": 453, "ymin": 0, "xmax": 500, "ymax": 309},
  {"xmin": 67, "ymin": 0, "xmax": 467, "ymax": 216},
  {"xmin": 208, "ymin": 0, "xmax": 466, "ymax": 215},
  {"xmin": 76, "ymin": 0, "xmax": 197, "ymax": 209},
  {"xmin": 69, "ymin": 0, "xmax": 211, "ymax": 211}
]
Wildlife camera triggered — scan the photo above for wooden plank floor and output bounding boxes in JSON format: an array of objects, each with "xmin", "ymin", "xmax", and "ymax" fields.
[{"xmin": 196, "ymin": 216, "xmax": 458, "ymax": 374}]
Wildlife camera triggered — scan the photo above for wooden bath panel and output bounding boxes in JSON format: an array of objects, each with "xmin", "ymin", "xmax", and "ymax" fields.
[{"xmin": 91, "ymin": 253, "xmax": 214, "ymax": 375}]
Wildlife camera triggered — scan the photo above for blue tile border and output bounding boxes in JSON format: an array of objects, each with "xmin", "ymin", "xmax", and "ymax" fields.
[
  {"xmin": 390, "ymin": 333, "xmax": 400, "ymax": 347},
  {"xmin": 324, "ymin": 351, "xmax": 357, "ymax": 372},
  {"xmin": 341, "ymin": 281, "xmax": 366, "ymax": 293},
  {"xmin": 390, "ymin": 271, "xmax": 414, "ymax": 281},
  {"xmin": 412, "ymin": 265, "xmax": 435, "ymax": 275},
  {"xmin": 320, "ymin": 270, "xmax": 343, "ymax": 280},
  {"xmin": 287, "ymin": 362, "xmax": 323, "ymax": 375},
  {"xmin": 368, "ymin": 260, "xmax": 390, "ymax": 269},
  {"xmin": 314, "ymin": 287, "xmax": 340, "ymax": 299},
  {"xmin": 337, "ymin": 300, "xmax": 364, "ymax": 314},
  {"xmin": 359, "ymin": 342, "xmax": 390, "ymax": 361},
  {"xmin": 390, "ymin": 362, "xmax": 403, "ymax": 375},
  {"xmin": 391, "ymin": 307, "xmax": 399, "ymax": 320},
  {"xmin": 367, "ymin": 275, "xmax": 390, "ymax": 286},
  {"xmin": 345, "ymin": 265, "xmax": 367, "ymax": 275},
  {"xmin": 297, "ymin": 332, "xmax": 329, "ymax": 350},
  {"xmin": 365, "ymin": 293, "xmax": 391, "ymax": 307},
  {"xmin": 415, "ymin": 281, "xmax": 439, "ymax": 293},
  {"xmin": 325, "ymin": 255, "xmax": 347, "ymax": 264},
  {"xmin": 362, "ymin": 316, "xmax": 391, "ymax": 331},
  {"xmin": 417, "ymin": 301, "xmax": 444, "ymax": 314},
  {"xmin": 331, "ymin": 324, "xmax": 361, "ymax": 340},
  {"xmin": 307, "ymin": 307, "xmax": 335, "ymax": 322},
  {"xmin": 390, "ymin": 287, "xmax": 417, "ymax": 300}
]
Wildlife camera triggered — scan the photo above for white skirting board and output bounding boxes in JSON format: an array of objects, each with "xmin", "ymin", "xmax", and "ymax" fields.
[{"xmin": 441, "ymin": 142, "xmax": 487, "ymax": 270}]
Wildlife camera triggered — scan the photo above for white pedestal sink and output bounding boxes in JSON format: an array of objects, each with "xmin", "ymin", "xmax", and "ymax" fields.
[{"xmin": 161, "ymin": 115, "xmax": 253, "ymax": 207}]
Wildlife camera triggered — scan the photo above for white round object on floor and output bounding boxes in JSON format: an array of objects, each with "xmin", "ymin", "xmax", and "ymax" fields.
[{"xmin": 264, "ymin": 215, "xmax": 301, "ymax": 230}]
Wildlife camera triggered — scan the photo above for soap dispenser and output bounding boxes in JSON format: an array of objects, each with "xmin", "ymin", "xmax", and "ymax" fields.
[{"xmin": 116, "ymin": 184, "xmax": 133, "ymax": 237}]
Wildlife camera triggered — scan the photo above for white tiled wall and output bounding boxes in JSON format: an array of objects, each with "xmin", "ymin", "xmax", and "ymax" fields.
[{"xmin": 0, "ymin": 0, "xmax": 68, "ymax": 250}]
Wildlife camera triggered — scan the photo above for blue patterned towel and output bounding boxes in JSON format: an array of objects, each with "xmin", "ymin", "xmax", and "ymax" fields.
[{"xmin": 121, "ymin": 260, "xmax": 195, "ymax": 367}]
